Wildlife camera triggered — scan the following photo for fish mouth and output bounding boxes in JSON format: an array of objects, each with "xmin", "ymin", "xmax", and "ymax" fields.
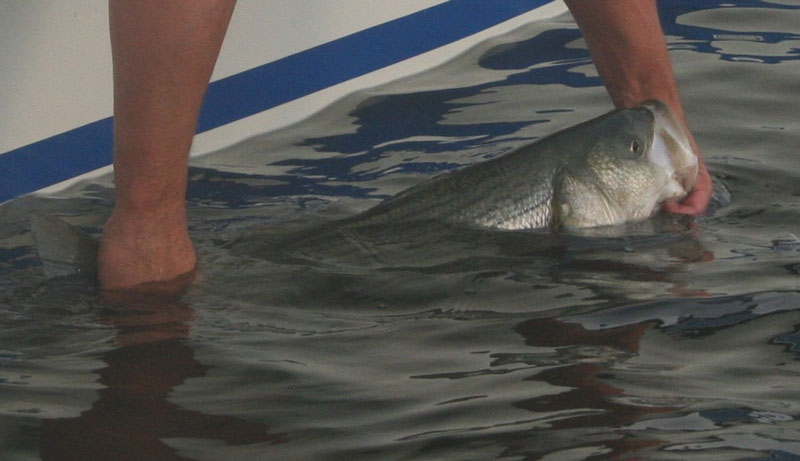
[{"xmin": 642, "ymin": 100, "xmax": 698, "ymax": 197}]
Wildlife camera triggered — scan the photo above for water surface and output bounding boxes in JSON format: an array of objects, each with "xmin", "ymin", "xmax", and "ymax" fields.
[{"xmin": 2, "ymin": 1, "xmax": 800, "ymax": 459}]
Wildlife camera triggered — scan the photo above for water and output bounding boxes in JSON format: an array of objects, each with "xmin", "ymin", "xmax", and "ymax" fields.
[{"xmin": 2, "ymin": 1, "xmax": 800, "ymax": 459}]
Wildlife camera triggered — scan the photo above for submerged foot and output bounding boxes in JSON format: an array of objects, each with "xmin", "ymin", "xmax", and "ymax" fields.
[{"xmin": 98, "ymin": 210, "xmax": 197, "ymax": 291}]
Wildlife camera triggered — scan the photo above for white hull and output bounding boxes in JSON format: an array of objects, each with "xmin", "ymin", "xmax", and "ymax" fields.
[{"xmin": 0, "ymin": 0, "xmax": 566, "ymax": 202}]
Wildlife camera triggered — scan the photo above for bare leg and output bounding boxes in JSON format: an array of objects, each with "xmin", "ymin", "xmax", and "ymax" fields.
[
  {"xmin": 565, "ymin": 0, "xmax": 712, "ymax": 215},
  {"xmin": 99, "ymin": 0, "xmax": 236, "ymax": 290}
]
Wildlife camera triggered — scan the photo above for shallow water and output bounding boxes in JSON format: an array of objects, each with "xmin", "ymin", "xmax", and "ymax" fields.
[{"xmin": 2, "ymin": 1, "xmax": 800, "ymax": 459}]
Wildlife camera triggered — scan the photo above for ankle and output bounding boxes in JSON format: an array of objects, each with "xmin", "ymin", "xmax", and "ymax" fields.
[
  {"xmin": 108, "ymin": 199, "xmax": 189, "ymax": 234},
  {"xmin": 98, "ymin": 208, "xmax": 197, "ymax": 290}
]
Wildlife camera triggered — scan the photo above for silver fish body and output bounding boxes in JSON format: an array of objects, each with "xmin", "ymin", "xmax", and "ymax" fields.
[{"xmin": 344, "ymin": 100, "xmax": 698, "ymax": 231}]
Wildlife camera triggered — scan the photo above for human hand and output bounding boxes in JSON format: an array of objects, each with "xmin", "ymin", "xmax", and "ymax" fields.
[
  {"xmin": 663, "ymin": 127, "xmax": 711, "ymax": 217},
  {"xmin": 663, "ymin": 154, "xmax": 711, "ymax": 216}
]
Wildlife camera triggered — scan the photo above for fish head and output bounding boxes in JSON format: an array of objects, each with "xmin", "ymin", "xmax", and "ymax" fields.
[{"xmin": 554, "ymin": 100, "xmax": 698, "ymax": 229}]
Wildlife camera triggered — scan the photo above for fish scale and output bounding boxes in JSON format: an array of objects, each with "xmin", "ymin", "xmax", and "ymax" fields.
[{"xmin": 337, "ymin": 100, "xmax": 696, "ymax": 232}]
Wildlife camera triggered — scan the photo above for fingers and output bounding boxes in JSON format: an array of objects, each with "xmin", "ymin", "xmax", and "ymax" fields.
[{"xmin": 663, "ymin": 161, "xmax": 712, "ymax": 216}]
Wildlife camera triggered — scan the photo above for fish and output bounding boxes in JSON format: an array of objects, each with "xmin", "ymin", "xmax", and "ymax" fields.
[
  {"xmin": 30, "ymin": 100, "xmax": 699, "ymax": 279},
  {"xmin": 339, "ymin": 99, "xmax": 697, "ymax": 232}
]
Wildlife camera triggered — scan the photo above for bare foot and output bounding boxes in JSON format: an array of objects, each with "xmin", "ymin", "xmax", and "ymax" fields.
[{"xmin": 98, "ymin": 208, "xmax": 197, "ymax": 290}]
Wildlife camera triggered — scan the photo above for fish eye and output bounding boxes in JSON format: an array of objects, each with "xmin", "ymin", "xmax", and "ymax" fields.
[{"xmin": 629, "ymin": 139, "xmax": 641, "ymax": 155}]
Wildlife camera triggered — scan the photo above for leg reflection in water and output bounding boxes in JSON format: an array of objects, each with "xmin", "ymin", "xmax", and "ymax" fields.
[
  {"xmin": 39, "ymin": 295, "xmax": 284, "ymax": 460},
  {"xmin": 509, "ymin": 317, "xmax": 676, "ymax": 460}
]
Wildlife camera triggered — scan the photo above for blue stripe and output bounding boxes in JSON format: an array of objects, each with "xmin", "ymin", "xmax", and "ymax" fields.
[{"xmin": 0, "ymin": 0, "xmax": 552, "ymax": 203}]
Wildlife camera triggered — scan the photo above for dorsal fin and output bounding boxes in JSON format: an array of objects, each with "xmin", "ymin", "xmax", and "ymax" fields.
[{"xmin": 29, "ymin": 211, "xmax": 98, "ymax": 280}]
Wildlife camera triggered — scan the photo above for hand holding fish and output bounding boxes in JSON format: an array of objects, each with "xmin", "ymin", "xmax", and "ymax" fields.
[
  {"xmin": 565, "ymin": 0, "xmax": 711, "ymax": 216},
  {"xmin": 663, "ymin": 141, "xmax": 712, "ymax": 216}
]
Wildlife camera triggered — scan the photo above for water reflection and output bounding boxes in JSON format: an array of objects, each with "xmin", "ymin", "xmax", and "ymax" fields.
[
  {"xmin": 509, "ymin": 318, "xmax": 672, "ymax": 460},
  {"xmin": 38, "ymin": 295, "xmax": 283, "ymax": 460},
  {"xmin": 496, "ymin": 293, "xmax": 800, "ymax": 460}
]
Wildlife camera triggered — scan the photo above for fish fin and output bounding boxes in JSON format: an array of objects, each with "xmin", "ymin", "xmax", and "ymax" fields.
[{"xmin": 29, "ymin": 211, "xmax": 99, "ymax": 281}]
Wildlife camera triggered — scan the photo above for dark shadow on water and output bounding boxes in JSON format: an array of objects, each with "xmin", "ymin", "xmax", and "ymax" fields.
[
  {"xmin": 508, "ymin": 318, "xmax": 673, "ymax": 460},
  {"xmin": 412, "ymin": 292, "xmax": 800, "ymax": 460},
  {"xmin": 37, "ymin": 296, "xmax": 284, "ymax": 461}
]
